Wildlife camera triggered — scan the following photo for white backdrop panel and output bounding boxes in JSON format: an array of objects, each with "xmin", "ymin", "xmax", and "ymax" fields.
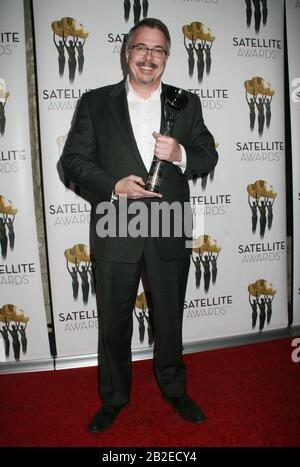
[
  {"xmin": 0, "ymin": 0, "xmax": 50, "ymax": 367},
  {"xmin": 32, "ymin": 0, "xmax": 288, "ymax": 360}
]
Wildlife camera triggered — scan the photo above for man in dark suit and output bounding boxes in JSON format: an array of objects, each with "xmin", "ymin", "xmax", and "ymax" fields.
[{"xmin": 61, "ymin": 18, "xmax": 218, "ymax": 433}]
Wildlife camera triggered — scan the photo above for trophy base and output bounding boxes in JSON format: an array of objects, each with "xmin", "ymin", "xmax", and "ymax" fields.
[{"xmin": 144, "ymin": 184, "xmax": 161, "ymax": 194}]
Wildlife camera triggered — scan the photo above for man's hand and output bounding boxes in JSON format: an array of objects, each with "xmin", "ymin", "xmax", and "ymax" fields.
[
  {"xmin": 115, "ymin": 175, "xmax": 162, "ymax": 199},
  {"xmin": 153, "ymin": 131, "xmax": 182, "ymax": 162}
]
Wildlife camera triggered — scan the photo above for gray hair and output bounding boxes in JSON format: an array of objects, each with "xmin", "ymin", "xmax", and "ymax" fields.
[{"xmin": 125, "ymin": 18, "xmax": 171, "ymax": 54}]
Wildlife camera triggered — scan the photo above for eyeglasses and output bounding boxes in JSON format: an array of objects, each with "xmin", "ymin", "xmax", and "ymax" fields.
[{"xmin": 129, "ymin": 44, "xmax": 168, "ymax": 58}]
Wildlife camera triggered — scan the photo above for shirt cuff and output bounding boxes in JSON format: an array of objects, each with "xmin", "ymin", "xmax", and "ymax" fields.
[
  {"xmin": 111, "ymin": 189, "xmax": 119, "ymax": 202},
  {"xmin": 172, "ymin": 144, "xmax": 187, "ymax": 173}
]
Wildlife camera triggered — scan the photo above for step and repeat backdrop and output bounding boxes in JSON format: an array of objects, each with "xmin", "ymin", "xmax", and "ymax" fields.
[
  {"xmin": 2, "ymin": 0, "xmax": 299, "ymax": 371},
  {"xmin": 31, "ymin": 0, "xmax": 289, "ymax": 365},
  {"xmin": 0, "ymin": 0, "xmax": 51, "ymax": 368}
]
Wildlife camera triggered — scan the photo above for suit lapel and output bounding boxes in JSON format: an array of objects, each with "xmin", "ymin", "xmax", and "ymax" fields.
[
  {"xmin": 160, "ymin": 85, "xmax": 166, "ymax": 133},
  {"xmin": 108, "ymin": 81, "xmax": 179, "ymax": 170},
  {"xmin": 109, "ymin": 80, "xmax": 147, "ymax": 172},
  {"xmin": 161, "ymin": 83, "xmax": 184, "ymax": 136}
]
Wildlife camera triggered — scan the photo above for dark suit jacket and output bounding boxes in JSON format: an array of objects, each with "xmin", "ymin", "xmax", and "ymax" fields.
[{"xmin": 61, "ymin": 78, "xmax": 218, "ymax": 262}]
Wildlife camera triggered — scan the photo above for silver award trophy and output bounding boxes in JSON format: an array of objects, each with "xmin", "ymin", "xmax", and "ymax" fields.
[{"xmin": 144, "ymin": 87, "xmax": 188, "ymax": 193}]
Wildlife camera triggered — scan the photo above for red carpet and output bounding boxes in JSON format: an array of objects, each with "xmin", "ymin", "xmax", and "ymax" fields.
[{"xmin": 0, "ymin": 337, "xmax": 299, "ymax": 447}]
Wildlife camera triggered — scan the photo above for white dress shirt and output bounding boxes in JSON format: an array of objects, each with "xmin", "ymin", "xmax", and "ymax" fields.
[
  {"xmin": 126, "ymin": 76, "xmax": 187, "ymax": 172},
  {"xmin": 112, "ymin": 78, "xmax": 187, "ymax": 200}
]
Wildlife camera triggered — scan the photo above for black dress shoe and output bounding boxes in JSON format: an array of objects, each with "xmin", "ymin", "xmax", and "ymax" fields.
[
  {"xmin": 87, "ymin": 405, "xmax": 123, "ymax": 433},
  {"xmin": 164, "ymin": 395, "xmax": 205, "ymax": 423}
]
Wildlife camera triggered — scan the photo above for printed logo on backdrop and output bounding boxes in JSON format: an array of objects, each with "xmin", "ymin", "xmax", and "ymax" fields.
[
  {"xmin": 182, "ymin": 24, "xmax": 229, "ymax": 111},
  {"xmin": 233, "ymin": 36, "xmax": 281, "ymax": 59},
  {"xmin": 245, "ymin": 0, "xmax": 268, "ymax": 33},
  {"xmin": 64, "ymin": 244, "xmax": 95, "ymax": 304},
  {"xmin": 247, "ymin": 180, "xmax": 277, "ymax": 238},
  {"xmin": 0, "ymin": 31, "xmax": 20, "ymax": 56},
  {"xmin": 59, "ymin": 244, "xmax": 97, "ymax": 332},
  {"xmin": 186, "ymin": 83, "xmax": 229, "ymax": 112},
  {"xmin": 234, "ymin": 2, "xmax": 281, "ymax": 60},
  {"xmin": 124, "ymin": 0, "xmax": 149, "ymax": 24},
  {"xmin": 190, "ymin": 192, "xmax": 231, "ymax": 217},
  {"xmin": 107, "ymin": 32, "xmax": 128, "ymax": 55},
  {"xmin": 191, "ymin": 235, "xmax": 221, "ymax": 292},
  {"xmin": 51, "ymin": 17, "xmax": 89, "ymax": 82},
  {"xmin": 238, "ymin": 180, "xmax": 285, "ymax": 264},
  {"xmin": 0, "ymin": 197, "xmax": 37, "ymax": 284},
  {"xmin": 0, "ymin": 79, "xmax": 10, "ymax": 137},
  {"xmin": 0, "ymin": 304, "xmax": 29, "ymax": 361},
  {"xmin": 182, "ymin": 21, "xmax": 215, "ymax": 83},
  {"xmin": 184, "ymin": 295, "xmax": 233, "ymax": 319},
  {"xmin": 0, "ymin": 196, "xmax": 17, "ymax": 260},
  {"xmin": 134, "ymin": 291, "xmax": 153, "ymax": 347},
  {"xmin": 237, "ymin": 80, "xmax": 283, "ymax": 164},
  {"xmin": 245, "ymin": 76, "xmax": 274, "ymax": 136},
  {"xmin": 42, "ymin": 88, "xmax": 90, "ymax": 112},
  {"xmin": 248, "ymin": 279, "xmax": 276, "ymax": 331},
  {"xmin": 49, "ymin": 200, "xmax": 91, "ymax": 226},
  {"xmin": 108, "ymin": 2, "xmax": 149, "ymax": 56},
  {"xmin": 1, "ymin": 148, "xmax": 28, "ymax": 174},
  {"xmin": 236, "ymin": 140, "xmax": 284, "ymax": 164}
]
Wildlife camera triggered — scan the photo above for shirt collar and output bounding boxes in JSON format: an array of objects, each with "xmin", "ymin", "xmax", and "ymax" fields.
[{"xmin": 126, "ymin": 75, "xmax": 161, "ymax": 102}]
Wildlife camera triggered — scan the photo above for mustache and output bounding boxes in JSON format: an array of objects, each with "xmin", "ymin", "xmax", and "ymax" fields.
[{"xmin": 136, "ymin": 61, "xmax": 158, "ymax": 69}]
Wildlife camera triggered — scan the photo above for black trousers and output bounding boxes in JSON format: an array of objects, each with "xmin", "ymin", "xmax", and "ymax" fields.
[{"xmin": 96, "ymin": 238, "xmax": 190, "ymax": 408}]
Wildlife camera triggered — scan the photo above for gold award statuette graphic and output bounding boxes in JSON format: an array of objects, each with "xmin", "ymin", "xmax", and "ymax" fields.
[
  {"xmin": 248, "ymin": 279, "xmax": 276, "ymax": 331},
  {"xmin": 51, "ymin": 17, "xmax": 89, "ymax": 82},
  {"xmin": 0, "ymin": 195, "xmax": 18, "ymax": 259},
  {"xmin": 244, "ymin": 76, "xmax": 275, "ymax": 136},
  {"xmin": 134, "ymin": 291, "xmax": 153, "ymax": 347},
  {"xmin": 0, "ymin": 79, "xmax": 10, "ymax": 137},
  {"xmin": 192, "ymin": 235, "xmax": 221, "ymax": 293},
  {"xmin": 247, "ymin": 180, "xmax": 277, "ymax": 238},
  {"xmin": 64, "ymin": 243, "xmax": 95, "ymax": 305},
  {"xmin": 182, "ymin": 21, "xmax": 215, "ymax": 82},
  {"xmin": 0, "ymin": 304, "xmax": 29, "ymax": 361}
]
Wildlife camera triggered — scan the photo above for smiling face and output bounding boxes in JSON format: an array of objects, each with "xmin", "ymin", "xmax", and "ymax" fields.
[{"xmin": 125, "ymin": 26, "xmax": 169, "ymax": 97}]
